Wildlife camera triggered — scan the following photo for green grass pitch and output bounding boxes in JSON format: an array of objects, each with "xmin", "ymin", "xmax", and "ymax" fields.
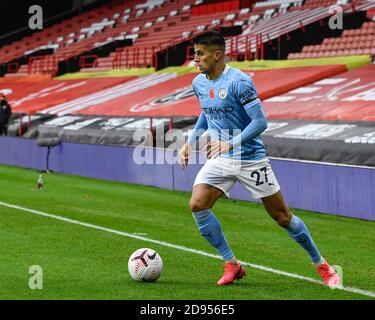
[{"xmin": 0, "ymin": 164, "xmax": 374, "ymax": 300}]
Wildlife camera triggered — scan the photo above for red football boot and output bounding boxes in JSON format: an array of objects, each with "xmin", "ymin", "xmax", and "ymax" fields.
[
  {"xmin": 217, "ymin": 262, "xmax": 246, "ymax": 286},
  {"xmin": 316, "ymin": 261, "xmax": 341, "ymax": 288}
]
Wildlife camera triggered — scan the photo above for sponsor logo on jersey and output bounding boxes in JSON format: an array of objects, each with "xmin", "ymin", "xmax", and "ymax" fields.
[
  {"xmin": 219, "ymin": 88, "xmax": 227, "ymax": 99},
  {"xmin": 203, "ymin": 106, "xmax": 234, "ymax": 114}
]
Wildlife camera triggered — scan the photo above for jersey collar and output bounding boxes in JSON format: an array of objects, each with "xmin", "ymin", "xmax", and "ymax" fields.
[
  {"xmin": 223, "ymin": 64, "xmax": 230, "ymax": 75},
  {"xmin": 206, "ymin": 64, "xmax": 230, "ymax": 81}
]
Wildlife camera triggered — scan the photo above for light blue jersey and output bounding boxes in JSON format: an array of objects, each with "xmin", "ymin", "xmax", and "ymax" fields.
[{"xmin": 191, "ymin": 65, "xmax": 267, "ymax": 160}]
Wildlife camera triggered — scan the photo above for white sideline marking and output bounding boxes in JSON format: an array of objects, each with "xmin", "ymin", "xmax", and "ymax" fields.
[{"xmin": 1, "ymin": 200, "xmax": 375, "ymax": 299}]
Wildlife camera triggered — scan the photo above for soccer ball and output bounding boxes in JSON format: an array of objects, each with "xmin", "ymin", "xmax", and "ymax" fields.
[{"xmin": 128, "ymin": 248, "xmax": 163, "ymax": 282}]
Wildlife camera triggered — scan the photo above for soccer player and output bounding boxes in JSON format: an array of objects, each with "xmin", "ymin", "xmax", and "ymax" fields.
[{"xmin": 179, "ymin": 31, "xmax": 340, "ymax": 287}]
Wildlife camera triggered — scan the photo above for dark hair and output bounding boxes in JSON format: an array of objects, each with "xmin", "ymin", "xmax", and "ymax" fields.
[{"xmin": 193, "ymin": 30, "xmax": 225, "ymax": 51}]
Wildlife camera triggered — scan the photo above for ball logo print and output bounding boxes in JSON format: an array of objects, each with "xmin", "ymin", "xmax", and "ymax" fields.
[{"xmin": 128, "ymin": 248, "xmax": 163, "ymax": 282}]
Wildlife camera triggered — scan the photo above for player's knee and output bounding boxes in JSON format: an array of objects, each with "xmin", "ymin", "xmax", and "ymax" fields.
[
  {"xmin": 273, "ymin": 212, "xmax": 292, "ymax": 228},
  {"xmin": 189, "ymin": 199, "xmax": 209, "ymax": 212},
  {"xmin": 278, "ymin": 217, "xmax": 291, "ymax": 228}
]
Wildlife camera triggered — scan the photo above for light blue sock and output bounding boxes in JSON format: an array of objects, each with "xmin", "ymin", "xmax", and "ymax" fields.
[
  {"xmin": 192, "ymin": 209, "xmax": 234, "ymax": 261},
  {"xmin": 285, "ymin": 214, "xmax": 322, "ymax": 264}
]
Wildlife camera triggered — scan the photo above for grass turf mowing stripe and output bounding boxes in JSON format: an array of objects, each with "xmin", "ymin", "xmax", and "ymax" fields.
[{"xmin": 1, "ymin": 200, "xmax": 374, "ymax": 299}]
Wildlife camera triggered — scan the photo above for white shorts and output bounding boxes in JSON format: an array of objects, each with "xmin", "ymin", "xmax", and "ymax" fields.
[{"xmin": 193, "ymin": 157, "xmax": 280, "ymax": 199}]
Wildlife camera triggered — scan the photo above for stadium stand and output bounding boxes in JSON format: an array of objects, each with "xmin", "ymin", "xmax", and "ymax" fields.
[
  {"xmin": 0, "ymin": 63, "xmax": 348, "ymax": 117},
  {"xmin": 1, "ymin": 0, "xmax": 375, "ymax": 225},
  {"xmin": 262, "ymin": 64, "xmax": 375, "ymax": 121},
  {"xmin": 226, "ymin": 0, "xmax": 375, "ymax": 60},
  {"xmin": 1, "ymin": 0, "xmax": 374, "ymax": 120},
  {"xmin": 288, "ymin": 21, "xmax": 375, "ymax": 58},
  {"xmin": 2, "ymin": 0, "xmax": 203, "ymax": 75},
  {"xmin": 2, "ymin": 0, "xmax": 375, "ymax": 77}
]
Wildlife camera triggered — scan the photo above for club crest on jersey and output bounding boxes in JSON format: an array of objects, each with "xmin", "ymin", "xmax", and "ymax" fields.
[
  {"xmin": 209, "ymin": 88, "xmax": 215, "ymax": 99},
  {"xmin": 219, "ymin": 88, "xmax": 227, "ymax": 99}
]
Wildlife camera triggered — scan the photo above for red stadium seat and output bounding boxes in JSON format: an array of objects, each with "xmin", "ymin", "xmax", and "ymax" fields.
[
  {"xmin": 357, "ymin": 49, "xmax": 366, "ymax": 55},
  {"xmin": 320, "ymin": 44, "xmax": 327, "ymax": 51},
  {"xmin": 329, "ymin": 50, "xmax": 338, "ymax": 57},
  {"xmin": 339, "ymin": 43, "xmax": 347, "ymax": 50},
  {"xmin": 326, "ymin": 44, "xmax": 333, "ymax": 51},
  {"xmin": 342, "ymin": 30, "xmax": 350, "ymax": 37},
  {"xmin": 332, "ymin": 43, "xmax": 339, "ymax": 51}
]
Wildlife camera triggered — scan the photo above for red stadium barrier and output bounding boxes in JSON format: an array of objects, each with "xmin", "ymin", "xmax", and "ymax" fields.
[
  {"xmin": 113, "ymin": 47, "xmax": 156, "ymax": 69},
  {"xmin": 7, "ymin": 62, "xmax": 19, "ymax": 74},
  {"xmin": 1, "ymin": 65, "xmax": 350, "ymax": 118},
  {"xmin": 79, "ymin": 55, "xmax": 98, "ymax": 68},
  {"xmin": 228, "ymin": 34, "xmax": 264, "ymax": 61},
  {"xmin": 1, "ymin": 77, "xmax": 137, "ymax": 114},
  {"xmin": 71, "ymin": 65, "xmax": 347, "ymax": 117},
  {"xmin": 262, "ymin": 64, "xmax": 375, "ymax": 121},
  {"xmin": 191, "ymin": 0, "xmax": 240, "ymax": 16},
  {"xmin": 28, "ymin": 56, "xmax": 58, "ymax": 76}
]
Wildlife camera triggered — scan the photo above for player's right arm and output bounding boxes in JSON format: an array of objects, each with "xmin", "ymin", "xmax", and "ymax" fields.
[{"xmin": 179, "ymin": 111, "xmax": 208, "ymax": 169}]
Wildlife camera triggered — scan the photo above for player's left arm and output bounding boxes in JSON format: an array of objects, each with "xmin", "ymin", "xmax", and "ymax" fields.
[
  {"xmin": 228, "ymin": 75, "xmax": 267, "ymax": 148},
  {"xmin": 228, "ymin": 102, "xmax": 267, "ymax": 148}
]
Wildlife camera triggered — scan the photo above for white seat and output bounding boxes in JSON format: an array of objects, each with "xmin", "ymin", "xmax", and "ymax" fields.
[
  {"xmin": 77, "ymin": 34, "xmax": 86, "ymax": 41},
  {"xmin": 182, "ymin": 31, "xmax": 191, "ymax": 38},
  {"xmin": 135, "ymin": 10, "xmax": 144, "ymax": 18},
  {"xmin": 240, "ymin": 8, "xmax": 250, "ymax": 15},
  {"xmin": 225, "ymin": 13, "xmax": 236, "ymax": 21},
  {"xmin": 235, "ymin": 21, "xmax": 245, "ymax": 26},
  {"xmin": 196, "ymin": 25, "xmax": 207, "ymax": 32},
  {"xmin": 126, "ymin": 34, "xmax": 139, "ymax": 40}
]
